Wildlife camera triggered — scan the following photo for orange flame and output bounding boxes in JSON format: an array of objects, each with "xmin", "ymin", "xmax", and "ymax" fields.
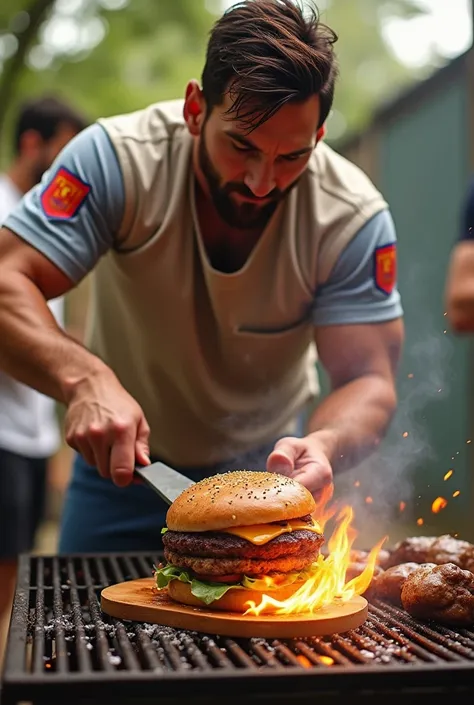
[
  {"xmin": 431, "ymin": 497, "xmax": 448, "ymax": 514},
  {"xmin": 444, "ymin": 470, "xmax": 454, "ymax": 481},
  {"xmin": 244, "ymin": 486, "xmax": 386, "ymax": 616}
]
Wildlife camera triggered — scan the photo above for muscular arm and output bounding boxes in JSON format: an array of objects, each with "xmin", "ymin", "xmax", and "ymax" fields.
[
  {"xmin": 0, "ymin": 124, "xmax": 150, "ymax": 484},
  {"xmin": 309, "ymin": 318, "xmax": 402, "ymax": 472},
  {"xmin": 0, "ymin": 229, "xmax": 108, "ymax": 402},
  {"xmin": 268, "ymin": 209, "xmax": 404, "ymax": 493}
]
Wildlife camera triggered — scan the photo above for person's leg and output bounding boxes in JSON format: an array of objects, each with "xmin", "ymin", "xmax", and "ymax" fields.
[{"xmin": 0, "ymin": 449, "xmax": 45, "ymax": 666}]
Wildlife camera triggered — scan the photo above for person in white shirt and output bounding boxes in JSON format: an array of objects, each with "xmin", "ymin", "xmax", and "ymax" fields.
[{"xmin": 0, "ymin": 95, "xmax": 87, "ymax": 645}]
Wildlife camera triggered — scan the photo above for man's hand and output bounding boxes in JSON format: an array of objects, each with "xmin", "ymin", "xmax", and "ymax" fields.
[
  {"xmin": 266, "ymin": 432, "xmax": 334, "ymax": 499},
  {"xmin": 64, "ymin": 369, "xmax": 151, "ymax": 487}
]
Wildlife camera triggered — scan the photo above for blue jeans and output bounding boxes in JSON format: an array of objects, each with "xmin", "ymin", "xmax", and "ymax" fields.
[{"xmin": 59, "ymin": 427, "xmax": 304, "ymax": 554}]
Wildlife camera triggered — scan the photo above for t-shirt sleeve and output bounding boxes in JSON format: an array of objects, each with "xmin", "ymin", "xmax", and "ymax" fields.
[
  {"xmin": 312, "ymin": 209, "xmax": 403, "ymax": 326},
  {"xmin": 459, "ymin": 179, "xmax": 474, "ymax": 240},
  {"xmin": 2, "ymin": 123, "xmax": 124, "ymax": 283}
]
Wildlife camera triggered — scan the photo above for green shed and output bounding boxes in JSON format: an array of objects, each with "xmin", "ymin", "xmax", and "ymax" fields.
[{"xmin": 328, "ymin": 48, "xmax": 474, "ymax": 543}]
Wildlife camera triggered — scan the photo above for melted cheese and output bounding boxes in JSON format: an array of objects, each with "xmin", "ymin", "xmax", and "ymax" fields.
[{"xmin": 224, "ymin": 519, "xmax": 322, "ymax": 545}]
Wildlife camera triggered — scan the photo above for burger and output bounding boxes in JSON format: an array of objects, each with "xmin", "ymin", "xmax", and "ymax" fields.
[{"xmin": 154, "ymin": 470, "xmax": 324, "ymax": 612}]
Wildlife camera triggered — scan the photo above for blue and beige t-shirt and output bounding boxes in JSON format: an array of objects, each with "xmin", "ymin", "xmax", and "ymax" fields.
[{"xmin": 3, "ymin": 100, "xmax": 402, "ymax": 465}]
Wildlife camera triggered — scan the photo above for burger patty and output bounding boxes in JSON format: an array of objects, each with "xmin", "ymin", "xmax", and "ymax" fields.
[
  {"xmin": 164, "ymin": 548, "xmax": 317, "ymax": 577},
  {"xmin": 163, "ymin": 529, "xmax": 323, "ymax": 560}
]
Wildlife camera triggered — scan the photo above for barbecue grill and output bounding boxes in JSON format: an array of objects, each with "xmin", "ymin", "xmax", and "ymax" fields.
[{"xmin": 2, "ymin": 552, "xmax": 474, "ymax": 705}]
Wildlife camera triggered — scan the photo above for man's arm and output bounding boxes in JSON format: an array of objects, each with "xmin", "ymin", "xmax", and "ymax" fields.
[
  {"xmin": 445, "ymin": 180, "xmax": 474, "ymax": 332},
  {"xmin": 267, "ymin": 208, "xmax": 404, "ymax": 494},
  {"xmin": 309, "ymin": 318, "xmax": 402, "ymax": 472},
  {"xmin": 0, "ymin": 124, "xmax": 150, "ymax": 485}
]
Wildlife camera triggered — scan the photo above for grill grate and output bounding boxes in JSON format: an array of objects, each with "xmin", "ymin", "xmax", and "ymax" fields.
[{"xmin": 2, "ymin": 553, "xmax": 474, "ymax": 704}]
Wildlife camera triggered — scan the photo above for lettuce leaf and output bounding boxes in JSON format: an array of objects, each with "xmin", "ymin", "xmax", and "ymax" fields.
[
  {"xmin": 154, "ymin": 560, "xmax": 323, "ymax": 606},
  {"xmin": 154, "ymin": 563, "xmax": 237, "ymax": 605}
]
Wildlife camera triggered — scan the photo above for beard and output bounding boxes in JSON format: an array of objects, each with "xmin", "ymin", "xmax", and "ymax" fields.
[{"xmin": 198, "ymin": 131, "xmax": 299, "ymax": 230}]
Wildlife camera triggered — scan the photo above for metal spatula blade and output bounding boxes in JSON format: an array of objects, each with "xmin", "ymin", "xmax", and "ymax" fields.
[{"xmin": 135, "ymin": 461, "xmax": 195, "ymax": 505}]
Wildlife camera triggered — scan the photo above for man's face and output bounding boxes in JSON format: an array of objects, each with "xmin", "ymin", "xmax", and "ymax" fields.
[
  {"xmin": 33, "ymin": 122, "xmax": 80, "ymax": 184},
  {"xmin": 195, "ymin": 93, "xmax": 321, "ymax": 229}
]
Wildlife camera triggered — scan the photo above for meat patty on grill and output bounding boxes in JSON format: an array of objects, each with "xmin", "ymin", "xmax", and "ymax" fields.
[
  {"xmin": 371, "ymin": 562, "xmax": 436, "ymax": 606},
  {"xmin": 386, "ymin": 535, "xmax": 474, "ymax": 573},
  {"xmin": 401, "ymin": 563, "xmax": 474, "ymax": 626},
  {"xmin": 163, "ymin": 548, "xmax": 318, "ymax": 577},
  {"xmin": 162, "ymin": 528, "xmax": 323, "ymax": 559}
]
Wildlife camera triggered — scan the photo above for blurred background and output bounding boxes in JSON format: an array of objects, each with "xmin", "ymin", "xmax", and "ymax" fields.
[{"xmin": 1, "ymin": 0, "xmax": 474, "ymax": 552}]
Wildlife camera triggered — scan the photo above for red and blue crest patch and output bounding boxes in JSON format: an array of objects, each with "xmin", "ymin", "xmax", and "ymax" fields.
[
  {"xmin": 41, "ymin": 167, "xmax": 90, "ymax": 219},
  {"xmin": 374, "ymin": 243, "xmax": 397, "ymax": 295}
]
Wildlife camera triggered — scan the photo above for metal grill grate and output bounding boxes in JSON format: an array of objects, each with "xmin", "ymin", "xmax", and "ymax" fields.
[{"xmin": 2, "ymin": 553, "xmax": 474, "ymax": 704}]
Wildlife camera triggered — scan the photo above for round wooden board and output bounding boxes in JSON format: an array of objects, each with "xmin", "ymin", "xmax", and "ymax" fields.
[{"xmin": 101, "ymin": 578, "xmax": 368, "ymax": 638}]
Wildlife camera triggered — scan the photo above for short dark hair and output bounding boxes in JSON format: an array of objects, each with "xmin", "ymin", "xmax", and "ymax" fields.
[
  {"xmin": 14, "ymin": 95, "xmax": 89, "ymax": 154},
  {"xmin": 202, "ymin": 0, "xmax": 338, "ymax": 133}
]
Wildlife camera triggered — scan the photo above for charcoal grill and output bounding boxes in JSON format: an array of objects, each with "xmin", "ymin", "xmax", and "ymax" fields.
[{"xmin": 2, "ymin": 553, "xmax": 474, "ymax": 705}]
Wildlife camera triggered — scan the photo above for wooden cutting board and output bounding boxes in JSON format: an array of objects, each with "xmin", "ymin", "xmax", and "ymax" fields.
[{"xmin": 100, "ymin": 578, "xmax": 368, "ymax": 638}]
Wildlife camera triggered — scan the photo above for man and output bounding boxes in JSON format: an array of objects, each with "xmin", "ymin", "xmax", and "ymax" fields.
[
  {"xmin": 445, "ymin": 179, "xmax": 474, "ymax": 330},
  {"xmin": 0, "ymin": 95, "xmax": 87, "ymax": 651},
  {"xmin": 0, "ymin": 0, "xmax": 404, "ymax": 554}
]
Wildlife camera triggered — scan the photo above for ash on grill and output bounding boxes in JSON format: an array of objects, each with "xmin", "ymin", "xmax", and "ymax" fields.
[{"xmin": 3, "ymin": 553, "xmax": 474, "ymax": 705}]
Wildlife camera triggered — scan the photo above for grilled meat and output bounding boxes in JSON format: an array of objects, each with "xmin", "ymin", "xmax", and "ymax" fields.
[
  {"xmin": 387, "ymin": 535, "xmax": 474, "ymax": 572},
  {"xmin": 371, "ymin": 562, "xmax": 436, "ymax": 605},
  {"xmin": 349, "ymin": 549, "xmax": 391, "ymax": 569},
  {"xmin": 162, "ymin": 527, "xmax": 322, "ymax": 560},
  {"xmin": 164, "ymin": 548, "xmax": 318, "ymax": 577},
  {"xmin": 401, "ymin": 563, "xmax": 474, "ymax": 626},
  {"xmin": 345, "ymin": 562, "xmax": 384, "ymax": 595}
]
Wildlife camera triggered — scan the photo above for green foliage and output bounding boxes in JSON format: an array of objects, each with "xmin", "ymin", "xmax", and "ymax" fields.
[{"xmin": 0, "ymin": 0, "xmax": 451, "ymax": 161}]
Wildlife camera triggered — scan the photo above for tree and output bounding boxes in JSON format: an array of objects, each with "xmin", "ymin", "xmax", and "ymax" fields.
[{"xmin": 320, "ymin": 0, "xmax": 433, "ymax": 140}]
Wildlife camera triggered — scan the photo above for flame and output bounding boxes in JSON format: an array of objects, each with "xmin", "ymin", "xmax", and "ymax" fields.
[
  {"xmin": 244, "ymin": 486, "xmax": 386, "ymax": 616},
  {"xmin": 318, "ymin": 655, "xmax": 335, "ymax": 666},
  {"xmin": 431, "ymin": 496, "xmax": 448, "ymax": 513},
  {"xmin": 444, "ymin": 470, "xmax": 453, "ymax": 481},
  {"xmin": 399, "ymin": 501, "xmax": 406, "ymax": 512}
]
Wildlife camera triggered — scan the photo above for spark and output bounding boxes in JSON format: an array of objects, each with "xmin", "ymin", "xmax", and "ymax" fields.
[
  {"xmin": 431, "ymin": 497, "xmax": 448, "ymax": 513},
  {"xmin": 365, "ymin": 496, "xmax": 373, "ymax": 504},
  {"xmin": 408, "ymin": 373, "xmax": 414, "ymax": 379},
  {"xmin": 399, "ymin": 501, "xmax": 406, "ymax": 511},
  {"xmin": 354, "ymin": 480, "xmax": 360, "ymax": 487},
  {"xmin": 402, "ymin": 432, "xmax": 409, "ymax": 438},
  {"xmin": 467, "ymin": 440, "xmax": 472, "ymax": 444},
  {"xmin": 417, "ymin": 517, "xmax": 424, "ymax": 526},
  {"xmin": 444, "ymin": 470, "xmax": 454, "ymax": 481},
  {"xmin": 453, "ymin": 490, "xmax": 460, "ymax": 498}
]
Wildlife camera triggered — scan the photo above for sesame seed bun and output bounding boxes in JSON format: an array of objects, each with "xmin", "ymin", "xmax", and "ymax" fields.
[{"xmin": 166, "ymin": 470, "xmax": 315, "ymax": 533}]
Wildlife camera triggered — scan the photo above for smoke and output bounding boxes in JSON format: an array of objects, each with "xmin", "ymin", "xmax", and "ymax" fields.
[{"xmin": 335, "ymin": 305, "xmax": 456, "ymax": 547}]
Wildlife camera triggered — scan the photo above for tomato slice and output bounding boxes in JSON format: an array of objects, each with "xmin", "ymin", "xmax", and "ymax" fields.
[{"xmin": 193, "ymin": 573, "xmax": 241, "ymax": 584}]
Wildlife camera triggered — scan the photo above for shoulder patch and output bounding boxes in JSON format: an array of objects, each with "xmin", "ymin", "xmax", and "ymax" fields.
[
  {"xmin": 41, "ymin": 166, "xmax": 90, "ymax": 219},
  {"xmin": 374, "ymin": 242, "xmax": 397, "ymax": 295}
]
